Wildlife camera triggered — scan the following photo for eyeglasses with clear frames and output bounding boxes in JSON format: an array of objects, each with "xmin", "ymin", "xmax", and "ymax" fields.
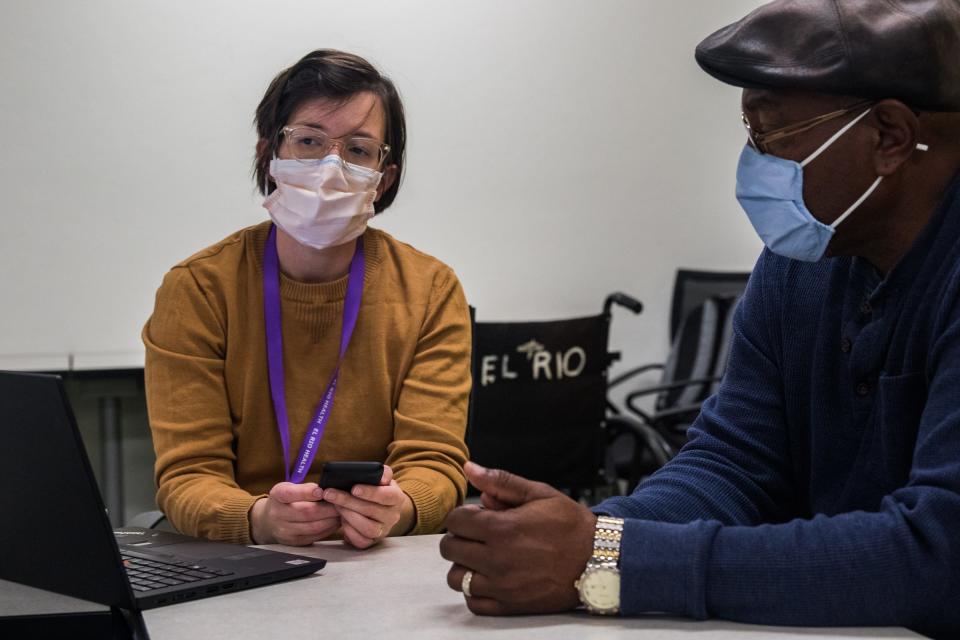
[
  {"xmin": 742, "ymin": 100, "xmax": 876, "ymax": 154},
  {"xmin": 279, "ymin": 125, "xmax": 391, "ymax": 169}
]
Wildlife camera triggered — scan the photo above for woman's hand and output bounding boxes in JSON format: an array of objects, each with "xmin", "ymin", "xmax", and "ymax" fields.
[
  {"xmin": 322, "ymin": 465, "xmax": 414, "ymax": 549},
  {"xmin": 249, "ymin": 481, "xmax": 341, "ymax": 546}
]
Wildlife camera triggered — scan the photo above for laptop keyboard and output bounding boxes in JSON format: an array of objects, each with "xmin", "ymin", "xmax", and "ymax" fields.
[{"xmin": 122, "ymin": 553, "xmax": 234, "ymax": 592}]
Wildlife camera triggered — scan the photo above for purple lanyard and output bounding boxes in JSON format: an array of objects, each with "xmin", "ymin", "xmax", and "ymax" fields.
[{"xmin": 263, "ymin": 225, "xmax": 365, "ymax": 483}]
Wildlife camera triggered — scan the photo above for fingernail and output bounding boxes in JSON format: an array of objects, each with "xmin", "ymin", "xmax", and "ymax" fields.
[
  {"xmin": 324, "ymin": 489, "xmax": 338, "ymax": 502},
  {"xmin": 313, "ymin": 487, "xmax": 324, "ymax": 499},
  {"xmin": 352, "ymin": 487, "xmax": 363, "ymax": 498},
  {"xmin": 465, "ymin": 461, "xmax": 486, "ymax": 474}
]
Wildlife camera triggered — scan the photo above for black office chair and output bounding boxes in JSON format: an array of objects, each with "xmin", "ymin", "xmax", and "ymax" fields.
[
  {"xmin": 467, "ymin": 293, "xmax": 643, "ymax": 501},
  {"xmin": 126, "ymin": 510, "xmax": 176, "ymax": 531},
  {"xmin": 667, "ymin": 269, "xmax": 752, "ymax": 344},
  {"xmin": 605, "ymin": 270, "xmax": 750, "ymax": 487}
]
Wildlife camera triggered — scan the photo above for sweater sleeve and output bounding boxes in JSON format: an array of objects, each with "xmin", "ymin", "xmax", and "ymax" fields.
[
  {"xmin": 388, "ymin": 268, "xmax": 471, "ymax": 535},
  {"xmin": 143, "ymin": 266, "xmax": 264, "ymax": 544},
  {"xmin": 594, "ymin": 254, "xmax": 960, "ymax": 637}
]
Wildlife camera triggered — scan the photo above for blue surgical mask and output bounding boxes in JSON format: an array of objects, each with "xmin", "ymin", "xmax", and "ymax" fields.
[{"xmin": 735, "ymin": 108, "xmax": 928, "ymax": 262}]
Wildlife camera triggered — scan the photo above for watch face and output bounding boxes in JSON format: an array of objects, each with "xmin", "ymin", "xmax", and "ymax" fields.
[{"xmin": 579, "ymin": 567, "xmax": 620, "ymax": 612}]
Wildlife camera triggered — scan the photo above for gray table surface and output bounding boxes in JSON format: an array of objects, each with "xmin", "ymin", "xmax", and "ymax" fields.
[{"xmin": 1, "ymin": 533, "xmax": 924, "ymax": 639}]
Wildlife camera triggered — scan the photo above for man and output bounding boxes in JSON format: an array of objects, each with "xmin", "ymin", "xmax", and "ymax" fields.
[{"xmin": 439, "ymin": 2, "xmax": 960, "ymax": 638}]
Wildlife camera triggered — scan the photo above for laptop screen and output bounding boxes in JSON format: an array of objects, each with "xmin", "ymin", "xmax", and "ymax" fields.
[{"xmin": 0, "ymin": 371, "xmax": 135, "ymax": 609}]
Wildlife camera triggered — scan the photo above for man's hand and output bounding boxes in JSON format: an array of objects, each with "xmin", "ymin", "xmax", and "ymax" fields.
[
  {"xmin": 322, "ymin": 465, "xmax": 414, "ymax": 549},
  {"xmin": 249, "ymin": 481, "xmax": 341, "ymax": 546},
  {"xmin": 439, "ymin": 461, "xmax": 597, "ymax": 615}
]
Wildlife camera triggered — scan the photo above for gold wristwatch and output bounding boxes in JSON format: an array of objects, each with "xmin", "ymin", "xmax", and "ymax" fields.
[{"xmin": 574, "ymin": 515, "xmax": 624, "ymax": 615}]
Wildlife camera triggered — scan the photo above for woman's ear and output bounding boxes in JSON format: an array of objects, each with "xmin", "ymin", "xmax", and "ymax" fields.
[
  {"xmin": 871, "ymin": 100, "xmax": 922, "ymax": 177},
  {"xmin": 375, "ymin": 163, "xmax": 399, "ymax": 201},
  {"xmin": 255, "ymin": 138, "xmax": 277, "ymax": 195}
]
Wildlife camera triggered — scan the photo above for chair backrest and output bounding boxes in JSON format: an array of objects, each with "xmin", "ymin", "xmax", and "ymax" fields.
[
  {"xmin": 656, "ymin": 292, "xmax": 744, "ymax": 411},
  {"xmin": 669, "ymin": 270, "xmax": 751, "ymax": 342},
  {"xmin": 467, "ymin": 313, "xmax": 612, "ymax": 491}
]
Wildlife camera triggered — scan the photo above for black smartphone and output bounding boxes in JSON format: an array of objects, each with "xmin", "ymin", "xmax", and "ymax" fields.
[{"xmin": 319, "ymin": 461, "xmax": 385, "ymax": 492}]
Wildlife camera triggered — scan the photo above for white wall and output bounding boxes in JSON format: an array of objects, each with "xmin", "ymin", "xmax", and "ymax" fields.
[{"xmin": 0, "ymin": 0, "xmax": 762, "ymax": 375}]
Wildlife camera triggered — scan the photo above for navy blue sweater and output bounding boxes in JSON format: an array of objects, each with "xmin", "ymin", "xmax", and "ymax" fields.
[{"xmin": 596, "ymin": 180, "xmax": 960, "ymax": 639}]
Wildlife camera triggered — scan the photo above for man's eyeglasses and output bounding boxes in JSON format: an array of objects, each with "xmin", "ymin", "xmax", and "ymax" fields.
[
  {"xmin": 278, "ymin": 126, "xmax": 391, "ymax": 169},
  {"xmin": 742, "ymin": 101, "xmax": 876, "ymax": 154}
]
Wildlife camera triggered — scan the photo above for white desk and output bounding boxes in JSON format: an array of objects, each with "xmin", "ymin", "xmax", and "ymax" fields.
[
  {"xmin": 136, "ymin": 534, "xmax": 922, "ymax": 639},
  {"xmin": 0, "ymin": 534, "xmax": 925, "ymax": 639}
]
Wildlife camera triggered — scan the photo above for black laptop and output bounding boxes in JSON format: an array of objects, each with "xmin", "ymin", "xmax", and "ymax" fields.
[{"xmin": 0, "ymin": 371, "xmax": 326, "ymax": 613}]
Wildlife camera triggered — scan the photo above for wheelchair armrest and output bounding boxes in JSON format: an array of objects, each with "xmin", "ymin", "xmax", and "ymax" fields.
[
  {"xmin": 625, "ymin": 375, "xmax": 722, "ymax": 400},
  {"xmin": 608, "ymin": 363, "xmax": 665, "ymax": 390},
  {"xmin": 624, "ymin": 376, "xmax": 722, "ymax": 420},
  {"xmin": 650, "ymin": 403, "xmax": 706, "ymax": 425}
]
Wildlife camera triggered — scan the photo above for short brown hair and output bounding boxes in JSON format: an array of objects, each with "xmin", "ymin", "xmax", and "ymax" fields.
[{"xmin": 253, "ymin": 49, "xmax": 406, "ymax": 212}]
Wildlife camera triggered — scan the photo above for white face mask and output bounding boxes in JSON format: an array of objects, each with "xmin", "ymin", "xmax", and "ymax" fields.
[{"xmin": 264, "ymin": 155, "xmax": 382, "ymax": 250}]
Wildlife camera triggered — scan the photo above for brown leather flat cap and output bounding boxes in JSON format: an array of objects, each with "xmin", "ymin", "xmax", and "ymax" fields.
[{"xmin": 695, "ymin": 0, "xmax": 960, "ymax": 111}]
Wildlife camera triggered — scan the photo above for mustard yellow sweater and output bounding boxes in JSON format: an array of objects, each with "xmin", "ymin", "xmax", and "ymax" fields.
[{"xmin": 143, "ymin": 222, "xmax": 471, "ymax": 543}]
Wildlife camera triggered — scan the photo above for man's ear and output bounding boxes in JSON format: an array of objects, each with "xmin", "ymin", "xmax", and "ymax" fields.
[
  {"xmin": 375, "ymin": 163, "xmax": 399, "ymax": 201},
  {"xmin": 871, "ymin": 100, "xmax": 922, "ymax": 177}
]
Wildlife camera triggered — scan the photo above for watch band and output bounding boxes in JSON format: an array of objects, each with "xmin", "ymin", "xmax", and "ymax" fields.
[
  {"xmin": 576, "ymin": 515, "xmax": 625, "ymax": 616},
  {"xmin": 590, "ymin": 516, "xmax": 624, "ymax": 566}
]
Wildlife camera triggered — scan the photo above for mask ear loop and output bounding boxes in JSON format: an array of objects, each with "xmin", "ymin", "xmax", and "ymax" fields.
[
  {"xmin": 829, "ymin": 176, "xmax": 883, "ymax": 229},
  {"xmin": 829, "ymin": 142, "xmax": 930, "ymax": 230},
  {"xmin": 801, "ymin": 107, "xmax": 874, "ymax": 168}
]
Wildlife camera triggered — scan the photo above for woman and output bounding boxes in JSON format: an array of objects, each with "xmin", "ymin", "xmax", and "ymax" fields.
[{"xmin": 143, "ymin": 50, "xmax": 471, "ymax": 548}]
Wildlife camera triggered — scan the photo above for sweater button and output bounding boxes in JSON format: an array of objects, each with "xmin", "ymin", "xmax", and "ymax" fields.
[
  {"xmin": 855, "ymin": 381, "xmax": 871, "ymax": 396},
  {"xmin": 859, "ymin": 300, "xmax": 873, "ymax": 315},
  {"xmin": 841, "ymin": 338, "xmax": 852, "ymax": 353}
]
